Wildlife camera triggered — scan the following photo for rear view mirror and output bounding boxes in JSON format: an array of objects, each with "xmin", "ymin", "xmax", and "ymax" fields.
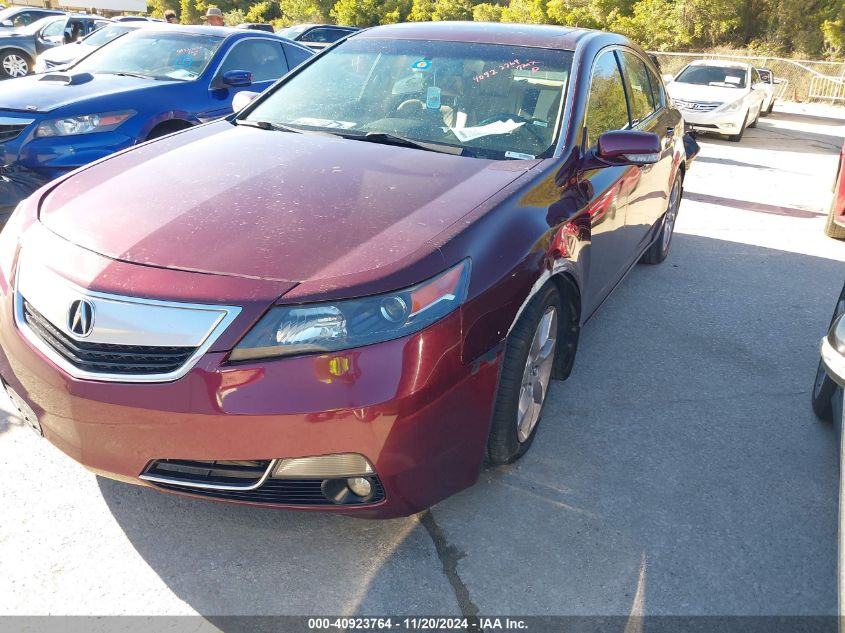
[
  {"xmin": 232, "ymin": 90, "xmax": 259, "ymax": 112},
  {"xmin": 662, "ymin": 72, "xmax": 673, "ymax": 83},
  {"xmin": 222, "ymin": 69, "xmax": 252, "ymax": 87}
]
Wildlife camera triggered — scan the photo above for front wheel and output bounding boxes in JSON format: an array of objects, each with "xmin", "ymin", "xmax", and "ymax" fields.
[
  {"xmin": 727, "ymin": 111, "xmax": 748, "ymax": 142},
  {"xmin": 641, "ymin": 174, "xmax": 682, "ymax": 265},
  {"xmin": 487, "ymin": 286, "xmax": 563, "ymax": 464},
  {"xmin": 0, "ymin": 50, "xmax": 30, "ymax": 78}
]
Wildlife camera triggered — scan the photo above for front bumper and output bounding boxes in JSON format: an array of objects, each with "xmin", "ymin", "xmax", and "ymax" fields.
[
  {"xmin": 0, "ymin": 112, "xmax": 135, "ymax": 180},
  {"xmin": 679, "ymin": 107, "xmax": 746, "ymax": 135},
  {"xmin": 0, "ymin": 238, "xmax": 501, "ymax": 519}
]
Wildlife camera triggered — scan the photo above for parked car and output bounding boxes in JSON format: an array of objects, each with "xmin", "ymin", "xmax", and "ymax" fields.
[
  {"xmin": 0, "ymin": 22, "xmax": 691, "ymax": 518},
  {"xmin": 0, "ymin": 14, "xmax": 109, "ymax": 78},
  {"xmin": 276, "ymin": 23, "xmax": 358, "ymax": 50},
  {"xmin": 236, "ymin": 23, "xmax": 274, "ymax": 33},
  {"xmin": 0, "ymin": 25, "xmax": 313, "ymax": 180},
  {"xmin": 35, "ymin": 21, "xmax": 141, "ymax": 74},
  {"xmin": 825, "ymin": 140, "xmax": 845, "ymax": 239},
  {"xmin": 666, "ymin": 59, "xmax": 766, "ymax": 142},
  {"xmin": 754, "ymin": 67, "xmax": 777, "ymax": 116},
  {"xmin": 0, "ymin": 6, "xmax": 64, "ymax": 29}
]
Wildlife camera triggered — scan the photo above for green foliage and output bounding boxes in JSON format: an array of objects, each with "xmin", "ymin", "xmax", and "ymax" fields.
[
  {"xmin": 501, "ymin": 0, "xmax": 546, "ymax": 23},
  {"xmin": 472, "ymin": 2, "xmax": 503, "ymax": 21},
  {"xmin": 431, "ymin": 0, "xmax": 475, "ymax": 21},
  {"xmin": 169, "ymin": 0, "xmax": 843, "ymax": 59},
  {"xmin": 224, "ymin": 7, "xmax": 246, "ymax": 23}
]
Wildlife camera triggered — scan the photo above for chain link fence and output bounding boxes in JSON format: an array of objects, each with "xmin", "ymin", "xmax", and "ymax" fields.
[{"xmin": 649, "ymin": 51, "xmax": 845, "ymax": 103}]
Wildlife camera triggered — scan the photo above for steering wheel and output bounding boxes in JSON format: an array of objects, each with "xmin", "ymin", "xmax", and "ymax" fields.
[{"xmin": 478, "ymin": 112, "xmax": 547, "ymax": 146}]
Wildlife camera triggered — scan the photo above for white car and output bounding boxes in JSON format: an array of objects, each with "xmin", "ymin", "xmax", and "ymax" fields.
[
  {"xmin": 665, "ymin": 60, "xmax": 767, "ymax": 142},
  {"xmin": 34, "ymin": 21, "xmax": 140, "ymax": 73}
]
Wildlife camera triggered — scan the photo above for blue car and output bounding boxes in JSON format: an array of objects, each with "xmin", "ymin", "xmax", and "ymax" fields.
[{"xmin": 0, "ymin": 25, "xmax": 312, "ymax": 179}]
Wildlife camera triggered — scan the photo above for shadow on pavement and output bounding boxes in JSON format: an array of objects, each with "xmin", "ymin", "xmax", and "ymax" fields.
[{"xmin": 98, "ymin": 232, "xmax": 844, "ymax": 623}]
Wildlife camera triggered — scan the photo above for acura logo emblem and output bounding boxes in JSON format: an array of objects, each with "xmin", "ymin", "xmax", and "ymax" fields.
[{"xmin": 67, "ymin": 299, "xmax": 94, "ymax": 337}]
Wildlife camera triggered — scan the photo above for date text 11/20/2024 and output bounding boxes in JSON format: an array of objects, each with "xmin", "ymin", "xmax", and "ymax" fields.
[{"xmin": 307, "ymin": 617, "xmax": 529, "ymax": 630}]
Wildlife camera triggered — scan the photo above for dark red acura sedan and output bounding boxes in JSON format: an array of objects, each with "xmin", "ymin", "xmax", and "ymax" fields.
[{"xmin": 0, "ymin": 22, "xmax": 687, "ymax": 518}]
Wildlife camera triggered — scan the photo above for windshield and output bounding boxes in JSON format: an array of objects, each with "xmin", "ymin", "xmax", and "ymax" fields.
[
  {"xmin": 73, "ymin": 31, "xmax": 222, "ymax": 81},
  {"xmin": 244, "ymin": 38, "xmax": 573, "ymax": 160},
  {"xmin": 675, "ymin": 64, "xmax": 747, "ymax": 88},
  {"xmin": 82, "ymin": 24, "xmax": 135, "ymax": 47}
]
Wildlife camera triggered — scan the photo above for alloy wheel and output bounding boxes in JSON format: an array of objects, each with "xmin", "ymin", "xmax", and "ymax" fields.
[
  {"xmin": 661, "ymin": 178, "xmax": 681, "ymax": 253},
  {"xmin": 2, "ymin": 54, "xmax": 28, "ymax": 78},
  {"xmin": 517, "ymin": 306, "xmax": 557, "ymax": 443}
]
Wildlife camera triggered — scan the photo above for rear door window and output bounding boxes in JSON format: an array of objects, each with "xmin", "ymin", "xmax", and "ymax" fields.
[{"xmin": 620, "ymin": 51, "xmax": 656, "ymax": 125}]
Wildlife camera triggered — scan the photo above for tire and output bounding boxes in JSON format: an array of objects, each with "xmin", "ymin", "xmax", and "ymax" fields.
[
  {"xmin": 641, "ymin": 173, "xmax": 682, "ymax": 265},
  {"xmin": 487, "ymin": 285, "xmax": 564, "ymax": 464},
  {"xmin": 0, "ymin": 49, "xmax": 30, "ymax": 78},
  {"xmin": 748, "ymin": 105, "xmax": 760, "ymax": 128},
  {"xmin": 727, "ymin": 111, "xmax": 748, "ymax": 142},
  {"xmin": 813, "ymin": 289, "xmax": 845, "ymax": 422}
]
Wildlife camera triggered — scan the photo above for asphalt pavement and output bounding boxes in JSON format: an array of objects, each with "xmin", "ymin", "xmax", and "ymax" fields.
[{"xmin": 2, "ymin": 102, "xmax": 845, "ymax": 623}]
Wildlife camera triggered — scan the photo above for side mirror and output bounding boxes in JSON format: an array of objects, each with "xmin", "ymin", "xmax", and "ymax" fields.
[
  {"xmin": 584, "ymin": 130, "xmax": 661, "ymax": 169},
  {"xmin": 221, "ymin": 69, "xmax": 252, "ymax": 87},
  {"xmin": 662, "ymin": 72, "xmax": 673, "ymax": 84},
  {"xmin": 232, "ymin": 90, "xmax": 259, "ymax": 112},
  {"xmin": 1, "ymin": 19, "xmax": 13, "ymax": 27}
]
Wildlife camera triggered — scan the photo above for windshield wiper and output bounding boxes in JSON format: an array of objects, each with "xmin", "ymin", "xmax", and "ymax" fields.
[
  {"xmin": 235, "ymin": 119, "xmax": 303, "ymax": 133},
  {"xmin": 342, "ymin": 131, "xmax": 464, "ymax": 155}
]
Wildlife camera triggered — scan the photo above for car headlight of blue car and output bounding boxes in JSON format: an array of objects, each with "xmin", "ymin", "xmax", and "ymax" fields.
[{"xmin": 35, "ymin": 110, "xmax": 136, "ymax": 137}]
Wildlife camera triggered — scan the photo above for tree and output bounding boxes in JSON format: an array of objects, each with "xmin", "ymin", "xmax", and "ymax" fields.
[
  {"xmin": 224, "ymin": 7, "xmax": 246, "ymax": 23},
  {"xmin": 472, "ymin": 2, "xmax": 503, "ymax": 21},
  {"xmin": 330, "ymin": 0, "xmax": 385, "ymax": 25},
  {"xmin": 432, "ymin": 0, "xmax": 474, "ymax": 20},
  {"xmin": 500, "ymin": 0, "xmax": 547, "ymax": 23},
  {"xmin": 409, "ymin": 0, "xmax": 435, "ymax": 20},
  {"xmin": 180, "ymin": 0, "xmax": 201, "ymax": 24}
]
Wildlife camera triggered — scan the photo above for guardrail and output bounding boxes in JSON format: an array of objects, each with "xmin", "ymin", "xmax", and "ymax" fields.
[{"xmin": 649, "ymin": 51, "xmax": 845, "ymax": 103}]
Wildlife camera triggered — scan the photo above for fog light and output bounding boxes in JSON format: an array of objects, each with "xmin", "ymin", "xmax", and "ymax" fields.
[
  {"xmin": 347, "ymin": 476, "xmax": 372, "ymax": 497},
  {"xmin": 272, "ymin": 453, "xmax": 374, "ymax": 479}
]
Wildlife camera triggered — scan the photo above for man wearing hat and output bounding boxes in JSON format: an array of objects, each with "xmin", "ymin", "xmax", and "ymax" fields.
[{"xmin": 201, "ymin": 7, "xmax": 224, "ymax": 26}]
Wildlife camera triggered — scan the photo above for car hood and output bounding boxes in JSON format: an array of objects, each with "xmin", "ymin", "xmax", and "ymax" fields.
[
  {"xmin": 667, "ymin": 81, "xmax": 747, "ymax": 104},
  {"xmin": 41, "ymin": 42, "xmax": 95, "ymax": 63},
  {"xmin": 39, "ymin": 122, "xmax": 531, "ymax": 285},
  {"xmin": 0, "ymin": 72, "xmax": 172, "ymax": 113}
]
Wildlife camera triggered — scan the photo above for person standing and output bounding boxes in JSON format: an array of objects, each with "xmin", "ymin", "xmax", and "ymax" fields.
[{"xmin": 201, "ymin": 7, "xmax": 224, "ymax": 26}]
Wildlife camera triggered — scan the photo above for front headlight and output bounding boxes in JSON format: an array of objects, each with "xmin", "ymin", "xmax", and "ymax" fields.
[
  {"xmin": 719, "ymin": 99, "xmax": 743, "ymax": 113},
  {"xmin": 230, "ymin": 260, "xmax": 471, "ymax": 361},
  {"xmin": 35, "ymin": 110, "xmax": 135, "ymax": 137}
]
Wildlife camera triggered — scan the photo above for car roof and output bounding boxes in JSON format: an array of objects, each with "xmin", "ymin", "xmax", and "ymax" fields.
[
  {"xmin": 355, "ymin": 21, "xmax": 599, "ymax": 50},
  {"xmin": 123, "ymin": 24, "xmax": 281, "ymax": 38}
]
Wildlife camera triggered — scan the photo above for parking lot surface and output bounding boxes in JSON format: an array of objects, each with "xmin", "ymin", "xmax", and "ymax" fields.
[{"xmin": 2, "ymin": 103, "xmax": 845, "ymax": 620}]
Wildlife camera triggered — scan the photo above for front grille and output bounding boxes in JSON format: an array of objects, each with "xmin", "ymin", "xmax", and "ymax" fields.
[
  {"xmin": 143, "ymin": 459, "xmax": 272, "ymax": 487},
  {"xmin": 22, "ymin": 299, "xmax": 196, "ymax": 375},
  {"xmin": 673, "ymin": 99, "xmax": 721, "ymax": 112},
  {"xmin": 0, "ymin": 123, "xmax": 27, "ymax": 143},
  {"xmin": 153, "ymin": 477, "xmax": 386, "ymax": 505}
]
